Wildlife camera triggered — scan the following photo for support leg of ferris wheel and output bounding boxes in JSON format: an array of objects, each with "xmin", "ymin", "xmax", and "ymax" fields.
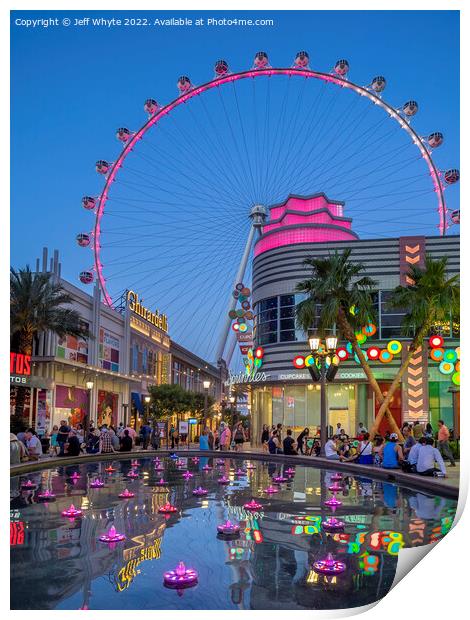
[{"xmin": 215, "ymin": 205, "xmax": 267, "ymax": 366}]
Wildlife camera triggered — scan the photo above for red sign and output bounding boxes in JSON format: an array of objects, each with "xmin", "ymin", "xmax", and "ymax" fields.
[
  {"xmin": 10, "ymin": 352, "xmax": 31, "ymax": 376},
  {"xmin": 10, "ymin": 522, "xmax": 25, "ymax": 546},
  {"xmin": 239, "ymin": 346, "xmax": 250, "ymax": 355}
]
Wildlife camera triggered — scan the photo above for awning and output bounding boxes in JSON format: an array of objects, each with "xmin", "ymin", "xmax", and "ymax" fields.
[{"xmin": 131, "ymin": 392, "xmax": 144, "ymax": 414}]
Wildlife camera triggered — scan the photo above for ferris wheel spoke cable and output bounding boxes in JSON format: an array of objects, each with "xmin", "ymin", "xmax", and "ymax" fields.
[
  {"xmin": 251, "ymin": 79, "xmax": 262, "ymax": 199},
  {"xmin": 259, "ymin": 77, "xmax": 272, "ymax": 203}
]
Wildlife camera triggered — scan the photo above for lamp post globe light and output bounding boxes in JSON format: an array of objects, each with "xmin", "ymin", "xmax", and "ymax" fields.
[
  {"xmin": 229, "ymin": 395, "xmax": 236, "ymax": 428},
  {"xmin": 144, "ymin": 395, "xmax": 151, "ymax": 424},
  {"xmin": 308, "ymin": 335, "xmax": 338, "ymax": 456},
  {"xmin": 203, "ymin": 381, "xmax": 211, "ymax": 428}
]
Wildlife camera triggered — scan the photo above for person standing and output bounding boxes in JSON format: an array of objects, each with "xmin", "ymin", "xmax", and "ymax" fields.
[
  {"xmin": 207, "ymin": 428, "xmax": 214, "ymax": 450},
  {"xmin": 57, "ymin": 420, "xmax": 71, "ymax": 456},
  {"xmin": 296, "ymin": 428, "xmax": 309, "ymax": 455},
  {"xmin": 220, "ymin": 423, "xmax": 231, "ymax": 451},
  {"xmin": 268, "ymin": 430, "xmax": 282, "ymax": 454},
  {"xmin": 357, "ymin": 422, "xmax": 367, "ymax": 437},
  {"xmin": 437, "ymin": 420, "xmax": 456, "ymax": 466},
  {"xmin": 233, "ymin": 422, "xmax": 246, "ymax": 452},
  {"xmin": 49, "ymin": 425, "xmax": 59, "ymax": 456},
  {"xmin": 141, "ymin": 422, "xmax": 152, "ymax": 450},
  {"xmin": 424, "ymin": 422, "xmax": 434, "ymax": 439},
  {"xmin": 199, "ymin": 428, "xmax": 209, "ymax": 451},
  {"xmin": 261, "ymin": 424, "xmax": 270, "ymax": 452},
  {"xmin": 412, "ymin": 421, "xmax": 424, "ymax": 440}
]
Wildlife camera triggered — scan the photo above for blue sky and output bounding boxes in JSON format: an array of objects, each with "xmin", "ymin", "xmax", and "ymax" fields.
[{"xmin": 11, "ymin": 10, "xmax": 460, "ymax": 360}]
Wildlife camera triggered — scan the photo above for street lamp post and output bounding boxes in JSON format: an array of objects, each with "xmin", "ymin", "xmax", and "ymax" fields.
[
  {"xmin": 308, "ymin": 335, "xmax": 338, "ymax": 456},
  {"xmin": 203, "ymin": 380, "xmax": 211, "ymax": 428},
  {"xmin": 85, "ymin": 380, "xmax": 94, "ymax": 435},
  {"xmin": 229, "ymin": 395, "xmax": 235, "ymax": 430},
  {"xmin": 144, "ymin": 395, "xmax": 150, "ymax": 423}
]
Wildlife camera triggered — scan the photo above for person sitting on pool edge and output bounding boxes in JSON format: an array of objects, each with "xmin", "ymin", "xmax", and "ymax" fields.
[
  {"xmin": 282, "ymin": 429, "xmax": 298, "ymax": 455},
  {"xmin": 379, "ymin": 433, "xmax": 404, "ymax": 469},
  {"xmin": 416, "ymin": 437, "xmax": 447, "ymax": 477}
]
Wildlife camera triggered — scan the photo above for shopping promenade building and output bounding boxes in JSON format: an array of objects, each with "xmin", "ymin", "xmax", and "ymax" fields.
[
  {"xmin": 247, "ymin": 194, "xmax": 460, "ymax": 442},
  {"xmin": 10, "ymin": 248, "xmax": 226, "ymax": 434}
]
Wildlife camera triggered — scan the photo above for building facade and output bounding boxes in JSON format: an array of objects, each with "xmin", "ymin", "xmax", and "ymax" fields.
[{"xmin": 245, "ymin": 194, "xmax": 460, "ymax": 443}]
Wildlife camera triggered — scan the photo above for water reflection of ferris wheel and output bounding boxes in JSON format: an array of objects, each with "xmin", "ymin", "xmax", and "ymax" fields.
[{"xmin": 76, "ymin": 52, "xmax": 459, "ymax": 366}]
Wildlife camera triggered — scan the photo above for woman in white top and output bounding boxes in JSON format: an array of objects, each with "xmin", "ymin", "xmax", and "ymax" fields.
[{"xmin": 325, "ymin": 436, "xmax": 340, "ymax": 460}]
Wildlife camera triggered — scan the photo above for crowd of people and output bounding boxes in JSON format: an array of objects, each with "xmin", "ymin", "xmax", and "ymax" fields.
[
  {"xmin": 259, "ymin": 419, "xmax": 456, "ymax": 478},
  {"xmin": 198, "ymin": 420, "xmax": 248, "ymax": 452}
]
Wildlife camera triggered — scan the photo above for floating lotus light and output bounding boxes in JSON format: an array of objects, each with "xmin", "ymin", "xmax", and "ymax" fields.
[
  {"xmin": 21, "ymin": 480, "xmax": 37, "ymax": 490},
  {"xmin": 328, "ymin": 483, "xmax": 342, "ymax": 492},
  {"xmin": 155, "ymin": 478, "xmax": 168, "ymax": 487},
  {"xmin": 234, "ymin": 469, "xmax": 246, "ymax": 476},
  {"xmin": 176, "ymin": 459, "xmax": 186, "ymax": 467},
  {"xmin": 244, "ymin": 499, "xmax": 262, "ymax": 511},
  {"xmin": 217, "ymin": 520, "xmax": 240, "ymax": 536},
  {"xmin": 218, "ymin": 476, "xmax": 230, "ymax": 485},
  {"xmin": 127, "ymin": 470, "xmax": 139, "ymax": 478},
  {"xmin": 119, "ymin": 488, "xmax": 135, "ymax": 498},
  {"xmin": 322, "ymin": 517, "xmax": 345, "ymax": 531},
  {"xmin": 191, "ymin": 457, "xmax": 200, "ymax": 464},
  {"xmin": 264, "ymin": 485, "xmax": 279, "ymax": 494},
  {"xmin": 324, "ymin": 493, "xmax": 342, "ymax": 507},
  {"xmin": 245, "ymin": 463, "xmax": 256, "ymax": 470},
  {"xmin": 105, "ymin": 465, "xmax": 116, "ymax": 473},
  {"xmin": 182, "ymin": 470, "xmax": 193, "ymax": 479},
  {"xmin": 192, "ymin": 486, "xmax": 208, "ymax": 496},
  {"xmin": 331, "ymin": 473, "xmax": 343, "ymax": 481},
  {"xmin": 37, "ymin": 489, "xmax": 56, "ymax": 501},
  {"xmin": 131, "ymin": 459, "xmax": 141, "ymax": 468},
  {"xmin": 312, "ymin": 552, "xmax": 346, "ymax": 576},
  {"xmin": 285, "ymin": 467, "xmax": 296, "ymax": 476},
  {"xmin": 99, "ymin": 525, "xmax": 126, "ymax": 543},
  {"xmin": 202, "ymin": 464, "xmax": 212, "ymax": 471},
  {"xmin": 70, "ymin": 471, "xmax": 81, "ymax": 480},
  {"xmin": 216, "ymin": 459, "xmax": 225, "ymax": 465},
  {"xmin": 155, "ymin": 464, "xmax": 164, "ymax": 471},
  {"xmin": 90, "ymin": 478, "xmax": 105, "ymax": 488},
  {"xmin": 158, "ymin": 502, "xmax": 178, "ymax": 514},
  {"xmin": 153, "ymin": 456, "xmax": 161, "ymax": 463},
  {"xmin": 163, "ymin": 562, "xmax": 198, "ymax": 589},
  {"xmin": 61, "ymin": 504, "xmax": 82, "ymax": 518},
  {"xmin": 272, "ymin": 475, "xmax": 288, "ymax": 483}
]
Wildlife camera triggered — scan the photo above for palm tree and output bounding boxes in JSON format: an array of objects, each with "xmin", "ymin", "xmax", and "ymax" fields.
[
  {"xmin": 10, "ymin": 266, "xmax": 89, "ymax": 429},
  {"xmin": 369, "ymin": 256, "xmax": 460, "ymax": 438},
  {"xmin": 295, "ymin": 249, "xmax": 403, "ymax": 438}
]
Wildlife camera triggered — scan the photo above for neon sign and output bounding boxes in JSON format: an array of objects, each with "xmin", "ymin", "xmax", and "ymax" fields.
[
  {"xmin": 10, "ymin": 353, "xmax": 31, "ymax": 376},
  {"xmin": 127, "ymin": 290, "xmax": 168, "ymax": 332}
]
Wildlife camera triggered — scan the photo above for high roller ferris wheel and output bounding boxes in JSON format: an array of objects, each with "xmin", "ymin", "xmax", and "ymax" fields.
[{"xmin": 76, "ymin": 51, "xmax": 460, "ymax": 367}]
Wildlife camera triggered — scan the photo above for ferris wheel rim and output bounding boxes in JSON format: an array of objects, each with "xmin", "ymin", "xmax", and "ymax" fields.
[{"xmin": 91, "ymin": 66, "xmax": 447, "ymax": 308}]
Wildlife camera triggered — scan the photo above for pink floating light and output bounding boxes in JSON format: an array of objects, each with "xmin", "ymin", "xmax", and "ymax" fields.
[
  {"xmin": 119, "ymin": 488, "xmax": 135, "ymax": 498},
  {"xmin": 234, "ymin": 469, "xmax": 246, "ymax": 476},
  {"xmin": 155, "ymin": 464, "xmax": 164, "ymax": 471},
  {"xmin": 272, "ymin": 476, "xmax": 288, "ymax": 483},
  {"xmin": 158, "ymin": 502, "xmax": 178, "ymax": 514},
  {"xmin": 62, "ymin": 504, "xmax": 83, "ymax": 518},
  {"xmin": 218, "ymin": 476, "xmax": 230, "ymax": 485},
  {"xmin": 312, "ymin": 552, "xmax": 346, "ymax": 576},
  {"xmin": 21, "ymin": 480, "xmax": 36, "ymax": 490},
  {"xmin": 70, "ymin": 472, "xmax": 81, "ymax": 480},
  {"xmin": 216, "ymin": 459, "xmax": 225, "ymax": 466},
  {"xmin": 99, "ymin": 525, "xmax": 126, "ymax": 543},
  {"xmin": 285, "ymin": 467, "xmax": 296, "ymax": 476},
  {"xmin": 331, "ymin": 473, "xmax": 343, "ymax": 481},
  {"xmin": 322, "ymin": 517, "xmax": 345, "ymax": 531},
  {"xmin": 182, "ymin": 471, "xmax": 194, "ymax": 479},
  {"xmin": 192, "ymin": 486, "xmax": 208, "ymax": 496},
  {"xmin": 244, "ymin": 499, "xmax": 262, "ymax": 511},
  {"xmin": 90, "ymin": 478, "xmax": 105, "ymax": 488},
  {"xmin": 324, "ymin": 494, "xmax": 342, "ymax": 507},
  {"xmin": 153, "ymin": 457, "xmax": 161, "ymax": 463},
  {"xmin": 328, "ymin": 483, "xmax": 342, "ymax": 493},
  {"xmin": 131, "ymin": 460, "xmax": 141, "ymax": 468},
  {"xmin": 264, "ymin": 485, "xmax": 279, "ymax": 494},
  {"xmin": 37, "ymin": 489, "xmax": 56, "ymax": 501},
  {"xmin": 191, "ymin": 457, "xmax": 200, "ymax": 464},
  {"xmin": 176, "ymin": 459, "xmax": 186, "ymax": 467},
  {"xmin": 155, "ymin": 478, "xmax": 168, "ymax": 487},
  {"xmin": 163, "ymin": 561, "xmax": 198, "ymax": 589},
  {"xmin": 217, "ymin": 520, "xmax": 241, "ymax": 536},
  {"xmin": 127, "ymin": 470, "xmax": 139, "ymax": 479},
  {"xmin": 105, "ymin": 465, "xmax": 116, "ymax": 473},
  {"xmin": 202, "ymin": 465, "xmax": 212, "ymax": 471}
]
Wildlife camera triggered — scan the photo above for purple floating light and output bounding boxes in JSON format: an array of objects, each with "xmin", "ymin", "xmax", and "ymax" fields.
[
  {"xmin": 331, "ymin": 473, "xmax": 343, "ymax": 481},
  {"xmin": 127, "ymin": 469, "xmax": 139, "ymax": 479},
  {"xmin": 90, "ymin": 478, "xmax": 105, "ymax": 488},
  {"xmin": 61, "ymin": 504, "xmax": 82, "ymax": 518},
  {"xmin": 234, "ymin": 469, "xmax": 246, "ymax": 476},
  {"xmin": 158, "ymin": 502, "xmax": 178, "ymax": 514},
  {"xmin": 163, "ymin": 561, "xmax": 198, "ymax": 589},
  {"xmin": 216, "ymin": 459, "xmax": 225, "ymax": 465},
  {"xmin": 322, "ymin": 517, "xmax": 345, "ymax": 531},
  {"xmin": 244, "ymin": 499, "xmax": 262, "ymax": 511},
  {"xmin": 99, "ymin": 525, "xmax": 126, "ymax": 543},
  {"xmin": 70, "ymin": 471, "xmax": 81, "ymax": 480},
  {"xmin": 312, "ymin": 552, "xmax": 346, "ymax": 576},
  {"xmin": 202, "ymin": 465, "xmax": 212, "ymax": 471},
  {"xmin": 192, "ymin": 486, "xmax": 208, "ymax": 496},
  {"xmin": 328, "ymin": 483, "xmax": 342, "ymax": 492},
  {"xmin": 119, "ymin": 488, "xmax": 135, "ymax": 498},
  {"xmin": 131, "ymin": 459, "xmax": 141, "ymax": 468},
  {"xmin": 153, "ymin": 456, "xmax": 161, "ymax": 463},
  {"xmin": 155, "ymin": 464, "xmax": 164, "ymax": 471},
  {"xmin": 264, "ymin": 485, "xmax": 279, "ymax": 494},
  {"xmin": 218, "ymin": 476, "xmax": 230, "ymax": 485},
  {"xmin": 37, "ymin": 489, "xmax": 56, "ymax": 501},
  {"xmin": 155, "ymin": 478, "xmax": 168, "ymax": 487},
  {"xmin": 176, "ymin": 459, "xmax": 186, "ymax": 467},
  {"xmin": 272, "ymin": 476, "xmax": 288, "ymax": 483},
  {"xmin": 182, "ymin": 470, "xmax": 193, "ymax": 479},
  {"xmin": 324, "ymin": 493, "xmax": 342, "ymax": 507},
  {"xmin": 285, "ymin": 467, "xmax": 296, "ymax": 476},
  {"xmin": 191, "ymin": 457, "xmax": 200, "ymax": 464},
  {"xmin": 217, "ymin": 520, "xmax": 240, "ymax": 535},
  {"xmin": 21, "ymin": 480, "xmax": 36, "ymax": 490}
]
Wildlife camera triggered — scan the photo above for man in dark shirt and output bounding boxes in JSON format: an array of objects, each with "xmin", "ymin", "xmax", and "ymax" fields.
[
  {"xmin": 283, "ymin": 429, "xmax": 298, "ymax": 455},
  {"xmin": 57, "ymin": 420, "xmax": 71, "ymax": 456},
  {"xmin": 120, "ymin": 429, "xmax": 133, "ymax": 452},
  {"xmin": 65, "ymin": 431, "xmax": 81, "ymax": 457}
]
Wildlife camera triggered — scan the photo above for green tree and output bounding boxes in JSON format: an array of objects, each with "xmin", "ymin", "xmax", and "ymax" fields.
[
  {"xmin": 370, "ymin": 256, "xmax": 459, "ymax": 438},
  {"xmin": 148, "ymin": 383, "xmax": 191, "ymax": 426},
  {"xmin": 10, "ymin": 266, "xmax": 89, "ymax": 431},
  {"xmin": 188, "ymin": 391, "xmax": 215, "ymax": 424},
  {"xmin": 295, "ymin": 249, "xmax": 402, "ymax": 438}
]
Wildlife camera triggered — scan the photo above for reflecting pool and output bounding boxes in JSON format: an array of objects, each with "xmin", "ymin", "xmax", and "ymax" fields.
[{"xmin": 10, "ymin": 456, "xmax": 456, "ymax": 610}]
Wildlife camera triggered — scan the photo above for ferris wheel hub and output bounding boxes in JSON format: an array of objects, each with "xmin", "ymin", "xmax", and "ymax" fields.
[{"xmin": 250, "ymin": 204, "xmax": 267, "ymax": 228}]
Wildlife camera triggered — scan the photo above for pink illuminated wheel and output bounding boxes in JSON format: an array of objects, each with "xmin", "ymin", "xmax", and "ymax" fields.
[{"xmin": 79, "ymin": 55, "xmax": 458, "ymax": 365}]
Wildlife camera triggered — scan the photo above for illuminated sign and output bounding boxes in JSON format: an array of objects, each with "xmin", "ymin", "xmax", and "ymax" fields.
[
  {"xmin": 127, "ymin": 291, "xmax": 168, "ymax": 332},
  {"xmin": 10, "ymin": 521, "xmax": 25, "ymax": 546},
  {"xmin": 10, "ymin": 353, "xmax": 31, "ymax": 376},
  {"xmin": 224, "ymin": 370, "xmax": 268, "ymax": 387}
]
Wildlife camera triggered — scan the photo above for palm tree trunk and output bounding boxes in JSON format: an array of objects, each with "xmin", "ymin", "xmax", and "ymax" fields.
[
  {"xmin": 12, "ymin": 329, "xmax": 34, "ymax": 431},
  {"xmin": 369, "ymin": 322, "xmax": 430, "ymax": 438},
  {"xmin": 337, "ymin": 308, "xmax": 403, "ymax": 440}
]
